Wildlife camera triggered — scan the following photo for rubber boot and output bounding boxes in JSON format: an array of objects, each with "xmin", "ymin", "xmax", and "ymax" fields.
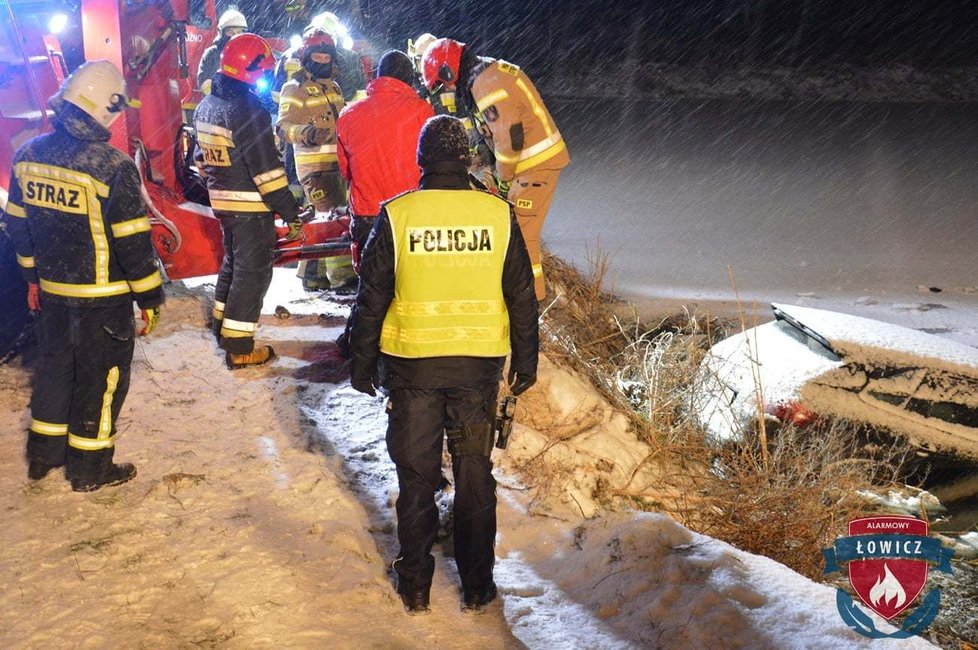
[
  {"xmin": 28, "ymin": 462, "xmax": 63, "ymax": 481},
  {"xmin": 226, "ymin": 344, "xmax": 277, "ymax": 370},
  {"xmin": 461, "ymin": 582, "xmax": 497, "ymax": 613}
]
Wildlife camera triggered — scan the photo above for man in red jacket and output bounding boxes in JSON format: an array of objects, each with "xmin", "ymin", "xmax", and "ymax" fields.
[{"xmin": 337, "ymin": 50, "xmax": 435, "ymax": 270}]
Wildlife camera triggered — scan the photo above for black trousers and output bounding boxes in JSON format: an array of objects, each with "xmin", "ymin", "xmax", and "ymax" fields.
[
  {"xmin": 215, "ymin": 215, "xmax": 276, "ymax": 354},
  {"xmin": 387, "ymin": 382, "xmax": 499, "ymax": 594},
  {"xmin": 28, "ymin": 300, "xmax": 134, "ymax": 480}
]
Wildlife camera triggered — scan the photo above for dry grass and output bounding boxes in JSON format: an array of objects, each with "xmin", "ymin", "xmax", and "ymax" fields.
[{"xmin": 539, "ymin": 253, "xmax": 917, "ymax": 581}]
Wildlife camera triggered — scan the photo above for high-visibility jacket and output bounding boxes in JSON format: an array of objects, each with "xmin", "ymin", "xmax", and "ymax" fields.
[
  {"xmin": 469, "ymin": 59, "xmax": 570, "ymax": 182},
  {"xmin": 3, "ymin": 103, "xmax": 163, "ymax": 309},
  {"xmin": 379, "ymin": 189, "xmax": 512, "ymax": 359},
  {"xmin": 277, "ymin": 71, "xmax": 345, "ymax": 179},
  {"xmin": 193, "ymin": 73, "xmax": 299, "ymax": 221}
]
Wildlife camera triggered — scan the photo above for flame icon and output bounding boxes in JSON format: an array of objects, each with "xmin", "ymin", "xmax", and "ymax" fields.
[{"xmin": 869, "ymin": 563, "xmax": 907, "ymax": 609}]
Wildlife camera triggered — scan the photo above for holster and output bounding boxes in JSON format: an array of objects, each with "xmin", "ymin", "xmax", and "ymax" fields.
[{"xmin": 446, "ymin": 422, "xmax": 495, "ymax": 458}]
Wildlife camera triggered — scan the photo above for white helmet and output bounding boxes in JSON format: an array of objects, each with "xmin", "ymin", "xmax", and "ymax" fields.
[
  {"xmin": 60, "ymin": 60, "xmax": 127, "ymax": 128},
  {"xmin": 217, "ymin": 9, "xmax": 247, "ymax": 32},
  {"xmin": 307, "ymin": 11, "xmax": 341, "ymax": 41},
  {"xmin": 408, "ymin": 33, "xmax": 437, "ymax": 62}
]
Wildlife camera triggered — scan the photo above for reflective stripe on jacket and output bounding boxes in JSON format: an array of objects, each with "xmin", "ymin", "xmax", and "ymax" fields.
[
  {"xmin": 469, "ymin": 59, "xmax": 570, "ymax": 181},
  {"xmin": 277, "ymin": 72, "xmax": 345, "ymax": 178},
  {"xmin": 2, "ymin": 104, "xmax": 163, "ymax": 309},
  {"xmin": 193, "ymin": 73, "xmax": 299, "ymax": 221},
  {"xmin": 379, "ymin": 189, "xmax": 511, "ymax": 358}
]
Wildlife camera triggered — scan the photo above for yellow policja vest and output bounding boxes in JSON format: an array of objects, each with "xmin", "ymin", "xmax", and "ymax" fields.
[{"xmin": 380, "ymin": 189, "xmax": 512, "ymax": 358}]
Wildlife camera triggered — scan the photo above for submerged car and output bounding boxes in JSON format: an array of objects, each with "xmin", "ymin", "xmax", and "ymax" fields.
[{"xmin": 693, "ymin": 303, "xmax": 978, "ymax": 462}]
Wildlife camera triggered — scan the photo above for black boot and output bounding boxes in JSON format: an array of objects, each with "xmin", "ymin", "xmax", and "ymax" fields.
[
  {"xmin": 398, "ymin": 587, "xmax": 431, "ymax": 615},
  {"xmin": 28, "ymin": 462, "xmax": 62, "ymax": 481},
  {"xmin": 70, "ymin": 462, "xmax": 137, "ymax": 492},
  {"xmin": 461, "ymin": 582, "xmax": 497, "ymax": 613}
]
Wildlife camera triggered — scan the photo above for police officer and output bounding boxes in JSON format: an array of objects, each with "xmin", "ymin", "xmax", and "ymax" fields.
[
  {"xmin": 422, "ymin": 39, "xmax": 570, "ymax": 302},
  {"xmin": 349, "ymin": 115, "xmax": 539, "ymax": 613},
  {"xmin": 277, "ymin": 29, "xmax": 355, "ymax": 291},
  {"xmin": 194, "ymin": 33, "xmax": 301, "ymax": 369},
  {"xmin": 196, "ymin": 9, "xmax": 248, "ymax": 94},
  {"xmin": 3, "ymin": 61, "xmax": 164, "ymax": 491}
]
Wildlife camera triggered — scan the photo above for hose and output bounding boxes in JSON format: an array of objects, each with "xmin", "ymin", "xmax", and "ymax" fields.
[{"xmin": 133, "ymin": 140, "xmax": 182, "ymax": 252}]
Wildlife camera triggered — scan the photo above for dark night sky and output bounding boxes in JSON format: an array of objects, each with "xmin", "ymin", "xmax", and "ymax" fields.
[{"xmin": 309, "ymin": 0, "xmax": 978, "ymax": 71}]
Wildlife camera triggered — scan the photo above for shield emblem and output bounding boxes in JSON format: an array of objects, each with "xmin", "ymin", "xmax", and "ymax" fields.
[{"xmin": 847, "ymin": 516, "xmax": 928, "ymax": 619}]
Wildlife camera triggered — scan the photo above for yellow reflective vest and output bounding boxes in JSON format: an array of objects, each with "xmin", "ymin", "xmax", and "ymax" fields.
[{"xmin": 380, "ymin": 189, "xmax": 512, "ymax": 358}]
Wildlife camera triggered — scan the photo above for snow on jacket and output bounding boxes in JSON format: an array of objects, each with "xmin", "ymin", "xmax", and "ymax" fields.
[
  {"xmin": 193, "ymin": 73, "xmax": 299, "ymax": 221},
  {"xmin": 468, "ymin": 58, "xmax": 570, "ymax": 182},
  {"xmin": 336, "ymin": 76, "xmax": 434, "ymax": 217},
  {"xmin": 276, "ymin": 70, "xmax": 345, "ymax": 178},
  {"xmin": 349, "ymin": 160, "xmax": 538, "ymax": 390},
  {"xmin": 3, "ymin": 102, "xmax": 164, "ymax": 310}
]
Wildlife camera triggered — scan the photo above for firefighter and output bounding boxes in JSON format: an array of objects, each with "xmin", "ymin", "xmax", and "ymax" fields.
[
  {"xmin": 277, "ymin": 29, "xmax": 356, "ymax": 291},
  {"xmin": 349, "ymin": 116, "xmax": 539, "ymax": 613},
  {"xmin": 422, "ymin": 38, "xmax": 570, "ymax": 302},
  {"xmin": 194, "ymin": 33, "xmax": 301, "ymax": 369},
  {"xmin": 2, "ymin": 61, "xmax": 164, "ymax": 491},
  {"xmin": 196, "ymin": 9, "xmax": 248, "ymax": 94},
  {"xmin": 271, "ymin": 12, "xmax": 366, "ymax": 105}
]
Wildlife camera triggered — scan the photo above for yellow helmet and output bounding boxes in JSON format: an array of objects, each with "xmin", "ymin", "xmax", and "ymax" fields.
[{"xmin": 59, "ymin": 60, "xmax": 127, "ymax": 128}]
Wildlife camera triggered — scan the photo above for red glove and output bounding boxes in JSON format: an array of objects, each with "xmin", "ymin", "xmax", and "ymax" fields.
[{"xmin": 27, "ymin": 283, "xmax": 40, "ymax": 312}]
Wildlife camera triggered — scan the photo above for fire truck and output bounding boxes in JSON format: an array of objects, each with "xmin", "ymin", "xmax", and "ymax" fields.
[{"xmin": 0, "ymin": 0, "xmax": 364, "ymax": 359}]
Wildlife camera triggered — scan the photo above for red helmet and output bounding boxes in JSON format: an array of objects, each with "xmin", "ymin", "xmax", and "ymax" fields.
[
  {"xmin": 302, "ymin": 28, "xmax": 335, "ymax": 51},
  {"xmin": 220, "ymin": 33, "xmax": 275, "ymax": 85},
  {"xmin": 421, "ymin": 38, "xmax": 465, "ymax": 91}
]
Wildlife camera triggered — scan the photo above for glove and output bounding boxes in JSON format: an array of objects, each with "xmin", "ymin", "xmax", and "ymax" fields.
[
  {"xmin": 139, "ymin": 307, "xmax": 160, "ymax": 336},
  {"xmin": 26, "ymin": 282, "xmax": 40, "ymax": 312},
  {"xmin": 300, "ymin": 125, "xmax": 330, "ymax": 146},
  {"xmin": 507, "ymin": 367, "xmax": 536, "ymax": 396},
  {"xmin": 497, "ymin": 178, "xmax": 511, "ymax": 199},
  {"xmin": 351, "ymin": 377, "xmax": 376, "ymax": 397},
  {"xmin": 284, "ymin": 219, "xmax": 304, "ymax": 242}
]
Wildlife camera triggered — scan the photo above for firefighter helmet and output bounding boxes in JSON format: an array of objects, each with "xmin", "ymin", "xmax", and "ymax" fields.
[
  {"xmin": 217, "ymin": 9, "xmax": 247, "ymax": 32},
  {"xmin": 220, "ymin": 33, "xmax": 274, "ymax": 85},
  {"xmin": 59, "ymin": 60, "xmax": 128, "ymax": 128},
  {"xmin": 421, "ymin": 38, "xmax": 465, "ymax": 91},
  {"xmin": 307, "ymin": 11, "xmax": 342, "ymax": 41},
  {"xmin": 301, "ymin": 28, "xmax": 335, "ymax": 53},
  {"xmin": 408, "ymin": 33, "xmax": 437, "ymax": 63}
]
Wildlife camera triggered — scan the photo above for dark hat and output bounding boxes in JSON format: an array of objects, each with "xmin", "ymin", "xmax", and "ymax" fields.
[
  {"xmin": 376, "ymin": 50, "xmax": 416, "ymax": 86},
  {"xmin": 417, "ymin": 115, "xmax": 469, "ymax": 167}
]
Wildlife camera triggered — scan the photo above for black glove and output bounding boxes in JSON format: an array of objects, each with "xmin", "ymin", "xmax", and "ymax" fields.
[
  {"xmin": 301, "ymin": 124, "xmax": 331, "ymax": 146},
  {"xmin": 507, "ymin": 367, "xmax": 536, "ymax": 396},
  {"xmin": 351, "ymin": 377, "xmax": 376, "ymax": 397}
]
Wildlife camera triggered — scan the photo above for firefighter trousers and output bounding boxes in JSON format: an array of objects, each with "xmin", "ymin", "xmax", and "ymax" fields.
[
  {"xmin": 28, "ymin": 301, "xmax": 134, "ymax": 480},
  {"xmin": 297, "ymin": 171, "xmax": 355, "ymax": 289},
  {"xmin": 386, "ymin": 383, "xmax": 499, "ymax": 595},
  {"xmin": 215, "ymin": 215, "xmax": 276, "ymax": 354},
  {"xmin": 507, "ymin": 168, "xmax": 563, "ymax": 301}
]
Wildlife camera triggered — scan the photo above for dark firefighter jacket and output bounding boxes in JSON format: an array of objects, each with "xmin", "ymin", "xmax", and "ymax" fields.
[
  {"xmin": 193, "ymin": 73, "xmax": 299, "ymax": 221},
  {"xmin": 3, "ymin": 102, "xmax": 164, "ymax": 310},
  {"xmin": 350, "ymin": 160, "xmax": 539, "ymax": 390},
  {"xmin": 195, "ymin": 36, "xmax": 227, "ymax": 92}
]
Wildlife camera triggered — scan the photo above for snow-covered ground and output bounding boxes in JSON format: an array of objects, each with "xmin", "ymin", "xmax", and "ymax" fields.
[{"xmin": 0, "ymin": 271, "xmax": 945, "ymax": 648}]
